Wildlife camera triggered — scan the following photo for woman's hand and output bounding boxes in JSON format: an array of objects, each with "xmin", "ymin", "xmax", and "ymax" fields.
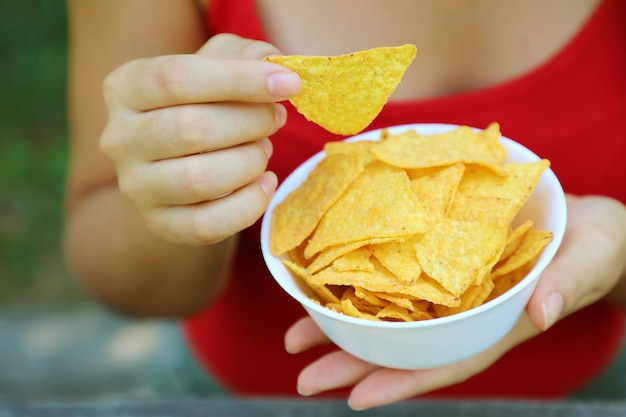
[
  {"xmin": 99, "ymin": 34, "xmax": 301, "ymax": 246},
  {"xmin": 285, "ymin": 194, "xmax": 626, "ymax": 410}
]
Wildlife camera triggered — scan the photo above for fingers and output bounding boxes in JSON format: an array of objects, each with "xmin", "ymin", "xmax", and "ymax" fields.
[
  {"xmin": 526, "ymin": 195, "xmax": 626, "ymax": 331},
  {"xmin": 293, "ymin": 314, "xmax": 539, "ymax": 410},
  {"xmin": 107, "ymin": 102, "xmax": 285, "ymax": 162},
  {"xmin": 196, "ymin": 33, "xmax": 282, "ymax": 60},
  {"xmin": 119, "ymin": 139, "xmax": 272, "ymax": 208},
  {"xmin": 284, "ymin": 316, "xmax": 331, "ymax": 354},
  {"xmin": 98, "ymin": 34, "xmax": 300, "ymax": 246},
  {"xmin": 145, "ymin": 171, "xmax": 278, "ymax": 246},
  {"xmin": 348, "ymin": 315, "xmax": 538, "ymax": 410},
  {"xmin": 297, "ymin": 350, "xmax": 378, "ymax": 397},
  {"xmin": 284, "ymin": 316, "xmax": 377, "ymax": 397},
  {"xmin": 103, "ymin": 54, "xmax": 301, "ymax": 111}
]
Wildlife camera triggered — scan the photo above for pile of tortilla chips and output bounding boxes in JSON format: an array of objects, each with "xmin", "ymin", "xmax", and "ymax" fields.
[
  {"xmin": 265, "ymin": 44, "xmax": 416, "ymax": 135},
  {"xmin": 270, "ymin": 123, "xmax": 553, "ymax": 322}
]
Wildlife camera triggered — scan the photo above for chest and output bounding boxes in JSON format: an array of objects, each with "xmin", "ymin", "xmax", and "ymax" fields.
[{"xmin": 256, "ymin": 0, "xmax": 599, "ymax": 99}]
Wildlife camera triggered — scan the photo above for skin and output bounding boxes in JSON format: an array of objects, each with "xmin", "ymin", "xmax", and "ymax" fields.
[{"xmin": 65, "ymin": 0, "xmax": 626, "ymax": 409}]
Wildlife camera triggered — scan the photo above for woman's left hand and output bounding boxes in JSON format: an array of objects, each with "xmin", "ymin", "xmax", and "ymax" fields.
[{"xmin": 284, "ymin": 194, "xmax": 626, "ymax": 410}]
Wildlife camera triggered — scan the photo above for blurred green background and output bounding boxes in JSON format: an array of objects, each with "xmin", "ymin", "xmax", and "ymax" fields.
[{"xmin": 0, "ymin": 1, "xmax": 81, "ymax": 306}]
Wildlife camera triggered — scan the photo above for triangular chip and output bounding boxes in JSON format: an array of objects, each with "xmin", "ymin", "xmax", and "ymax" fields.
[
  {"xmin": 410, "ymin": 163, "xmax": 465, "ymax": 220},
  {"xmin": 491, "ymin": 230, "xmax": 553, "ymax": 278},
  {"xmin": 415, "ymin": 218, "xmax": 509, "ymax": 297},
  {"xmin": 265, "ymin": 44, "xmax": 416, "ymax": 135},
  {"xmin": 270, "ymin": 151, "xmax": 367, "ymax": 256},
  {"xmin": 309, "ymin": 259, "xmax": 461, "ymax": 307},
  {"xmin": 304, "ymin": 161, "xmax": 430, "ymax": 258},
  {"xmin": 369, "ymin": 237, "xmax": 423, "ymax": 286},
  {"xmin": 332, "ymin": 246, "xmax": 374, "ymax": 272},
  {"xmin": 306, "ymin": 237, "xmax": 404, "ymax": 275},
  {"xmin": 447, "ymin": 160, "xmax": 550, "ymax": 223},
  {"xmin": 432, "ymin": 277, "xmax": 495, "ymax": 318},
  {"xmin": 371, "ymin": 125, "xmax": 505, "ymax": 173}
]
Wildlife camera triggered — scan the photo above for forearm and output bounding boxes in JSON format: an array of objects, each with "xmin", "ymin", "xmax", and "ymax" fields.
[{"xmin": 64, "ymin": 184, "xmax": 237, "ymax": 317}]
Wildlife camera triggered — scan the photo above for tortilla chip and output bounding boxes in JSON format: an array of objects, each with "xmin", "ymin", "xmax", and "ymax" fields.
[
  {"xmin": 371, "ymin": 125, "xmax": 505, "ymax": 173},
  {"xmin": 369, "ymin": 237, "xmax": 423, "ymax": 286},
  {"xmin": 492, "ymin": 230, "xmax": 553, "ymax": 278},
  {"xmin": 270, "ymin": 152, "xmax": 367, "ymax": 256},
  {"xmin": 265, "ymin": 44, "xmax": 416, "ymax": 135},
  {"xmin": 410, "ymin": 163, "xmax": 465, "ymax": 220},
  {"xmin": 304, "ymin": 161, "xmax": 430, "ymax": 258},
  {"xmin": 332, "ymin": 246, "xmax": 374, "ymax": 272},
  {"xmin": 270, "ymin": 123, "xmax": 553, "ymax": 321},
  {"xmin": 415, "ymin": 218, "xmax": 509, "ymax": 297}
]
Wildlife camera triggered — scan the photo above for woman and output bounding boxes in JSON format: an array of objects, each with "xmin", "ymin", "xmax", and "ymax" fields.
[{"xmin": 65, "ymin": 0, "xmax": 626, "ymax": 410}]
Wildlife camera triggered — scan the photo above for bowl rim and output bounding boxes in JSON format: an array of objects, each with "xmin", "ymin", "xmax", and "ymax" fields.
[{"xmin": 261, "ymin": 123, "xmax": 567, "ymax": 329}]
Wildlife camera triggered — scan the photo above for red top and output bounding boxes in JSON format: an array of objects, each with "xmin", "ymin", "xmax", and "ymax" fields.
[{"xmin": 184, "ymin": 0, "xmax": 626, "ymax": 399}]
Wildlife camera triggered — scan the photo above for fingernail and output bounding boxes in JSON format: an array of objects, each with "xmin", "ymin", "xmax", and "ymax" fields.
[
  {"xmin": 268, "ymin": 71, "xmax": 301, "ymax": 98},
  {"xmin": 347, "ymin": 399, "xmax": 366, "ymax": 411},
  {"xmin": 260, "ymin": 137, "xmax": 273, "ymax": 159},
  {"xmin": 297, "ymin": 385, "xmax": 314, "ymax": 397},
  {"xmin": 259, "ymin": 171, "xmax": 278, "ymax": 197},
  {"xmin": 541, "ymin": 292, "xmax": 563, "ymax": 330},
  {"xmin": 274, "ymin": 103, "xmax": 287, "ymax": 129},
  {"xmin": 284, "ymin": 341, "xmax": 300, "ymax": 355}
]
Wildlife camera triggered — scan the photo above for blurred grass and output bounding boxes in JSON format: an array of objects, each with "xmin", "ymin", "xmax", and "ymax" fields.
[{"xmin": 0, "ymin": 1, "xmax": 83, "ymax": 306}]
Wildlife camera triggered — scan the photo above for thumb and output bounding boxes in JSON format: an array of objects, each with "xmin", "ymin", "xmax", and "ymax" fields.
[
  {"xmin": 197, "ymin": 33, "xmax": 283, "ymax": 60},
  {"xmin": 526, "ymin": 197, "xmax": 624, "ymax": 331}
]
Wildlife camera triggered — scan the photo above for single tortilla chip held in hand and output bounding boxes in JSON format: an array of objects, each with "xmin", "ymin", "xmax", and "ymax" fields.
[{"xmin": 265, "ymin": 44, "xmax": 417, "ymax": 135}]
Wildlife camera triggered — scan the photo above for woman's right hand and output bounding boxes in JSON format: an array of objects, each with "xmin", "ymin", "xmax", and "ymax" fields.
[{"xmin": 99, "ymin": 34, "xmax": 301, "ymax": 246}]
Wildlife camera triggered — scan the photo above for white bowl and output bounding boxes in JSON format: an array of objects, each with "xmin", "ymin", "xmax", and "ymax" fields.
[{"xmin": 260, "ymin": 123, "xmax": 567, "ymax": 370}]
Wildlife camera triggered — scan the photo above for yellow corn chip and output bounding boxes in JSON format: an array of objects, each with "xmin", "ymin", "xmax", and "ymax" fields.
[
  {"xmin": 376, "ymin": 303, "xmax": 413, "ymax": 322},
  {"xmin": 491, "ymin": 230, "xmax": 553, "ymax": 278},
  {"xmin": 354, "ymin": 287, "xmax": 389, "ymax": 308},
  {"xmin": 369, "ymin": 237, "xmax": 423, "ymax": 286},
  {"xmin": 499, "ymin": 220, "xmax": 534, "ymax": 262},
  {"xmin": 371, "ymin": 125, "xmax": 505, "ymax": 172},
  {"xmin": 270, "ymin": 151, "xmax": 367, "ymax": 256},
  {"xmin": 281, "ymin": 259, "xmax": 341, "ymax": 304},
  {"xmin": 270, "ymin": 123, "xmax": 553, "ymax": 321},
  {"xmin": 306, "ymin": 237, "xmax": 404, "ymax": 275},
  {"xmin": 448, "ymin": 160, "xmax": 550, "ymax": 223},
  {"xmin": 304, "ymin": 161, "xmax": 430, "ymax": 258},
  {"xmin": 332, "ymin": 247, "xmax": 374, "ymax": 272},
  {"xmin": 415, "ymin": 218, "xmax": 509, "ymax": 297},
  {"xmin": 265, "ymin": 45, "xmax": 416, "ymax": 135},
  {"xmin": 410, "ymin": 163, "xmax": 465, "ymax": 220},
  {"xmin": 372, "ymin": 292, "xmax": 415, "ymax": 312},
  {"xmin": 487, "ymin": 261, "xmax": 534, "ymax": 302},
  {"xmin": 432, "ymin": 277, "xmax": 495, "ymax": 318},
  {"xmin": 309, "ymin": 259, "xmax": 461, "ymax": 307}
]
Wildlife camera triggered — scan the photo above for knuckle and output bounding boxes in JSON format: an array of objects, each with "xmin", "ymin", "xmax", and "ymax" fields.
[
  {"xmin": 99, "ymin": 125, "xmax": 126, "ymax": 160},
  {"xmin": 187, "ymin": 209, "xmax": 227, "ymax": 245},
  {"xmin": 101, "ymin": 69, "xmax": 125, "ymax": 106},
  {"xmin": 206, "ymin": 33, "xmax": 278, "ymax": 60},
  {"xmin": 179, "ymin": 160, "xmax": 211, "ymax": 199},
  {"xmin": 152, "ymin": 56, "xmax": 191, "ymax": 102},
  {"xmin": 144, "ymin": 210, "xmax": 173, "ymax": 243},
  {"xmin": 172, "ymin": 108, "xmax": 208, "ymax": 151},
  {"xmin": 116, "ymin": 174, "xmax": 140, "ymax": 202},
  {"xmin": 245, "ymin": 140, "xmax": 271, "ymax": 172},
  {"xmin": 237, "ymin": 39, "xmax": 280, "ymax": 60}
]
